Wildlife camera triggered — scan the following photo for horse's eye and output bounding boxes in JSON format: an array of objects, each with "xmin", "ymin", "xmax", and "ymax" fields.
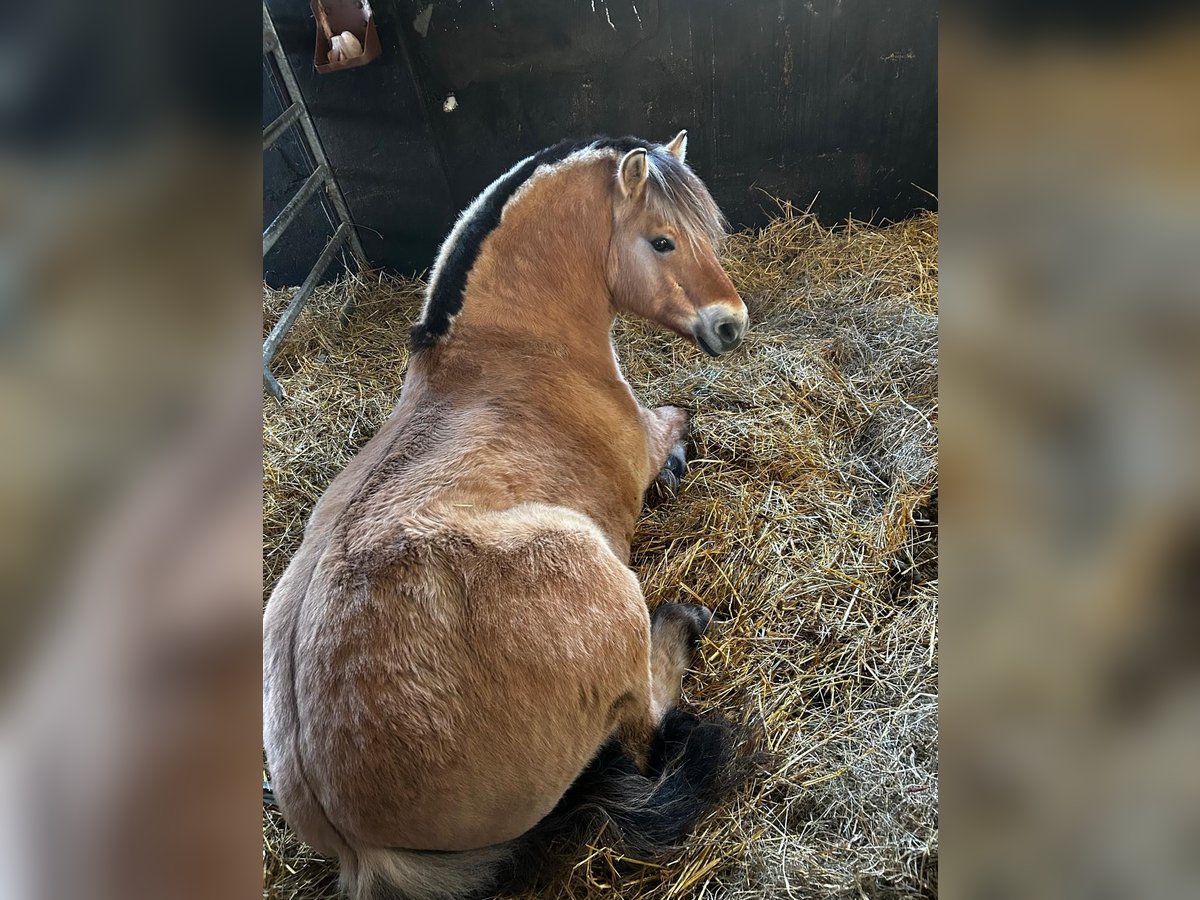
[{"xmin": 649, "ymin": 236, "xmax": 675, "ymax": 254}]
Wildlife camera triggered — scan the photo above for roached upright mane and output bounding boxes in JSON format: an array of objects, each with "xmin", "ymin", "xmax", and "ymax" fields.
[{"xmin": 410, "ymin": 135, "xmax": 728, "ymax": 352}]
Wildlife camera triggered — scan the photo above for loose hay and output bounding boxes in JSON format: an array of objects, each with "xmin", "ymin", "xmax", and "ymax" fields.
[{"xmin": 263, "ymin": 207, "xmax": 938, "ymax": 900}]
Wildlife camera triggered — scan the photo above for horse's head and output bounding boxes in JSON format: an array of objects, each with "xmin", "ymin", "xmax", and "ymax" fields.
[{"xmin": 606, "ymin": 131, "xmax": 748, "ymax": 357}]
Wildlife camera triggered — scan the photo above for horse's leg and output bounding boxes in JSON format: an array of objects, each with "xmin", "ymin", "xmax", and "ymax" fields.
[
  {"xmin": 648, "ymin": 602, "xmax": 711, "ymax": 712},
  {"xmin": 615, "ymin": 601, "xmax": 712, "ymax": 771},
  {"xmin": 640, "ymin": 405, "xmax": 691, "ymax": 493}
]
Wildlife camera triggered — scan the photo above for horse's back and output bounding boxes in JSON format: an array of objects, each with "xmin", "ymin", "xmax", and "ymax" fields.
[{"xmin": 265, "ymin": 499, "xmax": 653, "ymax": 853}]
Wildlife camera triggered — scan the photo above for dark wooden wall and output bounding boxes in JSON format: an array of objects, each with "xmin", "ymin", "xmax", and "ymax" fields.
[{"xmin": 264, "ymin": 0, "xmax": 937, "ymax": 286}]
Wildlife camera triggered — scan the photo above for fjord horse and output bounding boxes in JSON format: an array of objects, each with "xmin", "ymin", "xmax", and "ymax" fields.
[{"xmin": 264, "ymin": 132, "xmax": 749, "ymax": 900}]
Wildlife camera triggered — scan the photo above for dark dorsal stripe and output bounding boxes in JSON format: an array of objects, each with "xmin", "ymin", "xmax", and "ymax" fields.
[{"xmin": 410, "ymin": 135, "xmax": 656, "ymax": 352}]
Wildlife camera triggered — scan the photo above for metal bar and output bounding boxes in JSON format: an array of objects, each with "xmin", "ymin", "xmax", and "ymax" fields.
[
  {"xmin": 262, "ymin": 5, "xmax": 371, "ymax": 274},
  {"xmin": 262, "ymin": 4, "xmax": 374, "ymax": 399},
  {"xmin": 263, "ymin": 102, "xmax": 301, "ymax": 150},
  {"xmin": 263, "ymin": 361, "xmax": 283, "ymax": 400},
  {"xmin": 262, "ymin": 221, "xmax": 351, "ymax": 397},
  {"xmin": 263, "ymin": 221, "xmax": 350, "ymax": 364},
  {"xmin": 263, "ymin": 163, "xmax": 328, "ymax": 257}
]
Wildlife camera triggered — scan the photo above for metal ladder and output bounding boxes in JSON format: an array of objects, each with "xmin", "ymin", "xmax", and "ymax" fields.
[{"xmin": 262, "ymin": 2, "xmax": 370, "ymax": 399}]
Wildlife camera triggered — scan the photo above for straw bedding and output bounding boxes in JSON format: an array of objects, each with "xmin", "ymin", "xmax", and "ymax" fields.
[{"xmin": 262, "ymin": 207, "xmax": 938, "ymax": 899}]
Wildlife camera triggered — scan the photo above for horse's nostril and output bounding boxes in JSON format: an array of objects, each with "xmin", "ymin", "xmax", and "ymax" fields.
[{"xmin": 716, "ymin": 321, "xmax": 738, "ymax": 345}]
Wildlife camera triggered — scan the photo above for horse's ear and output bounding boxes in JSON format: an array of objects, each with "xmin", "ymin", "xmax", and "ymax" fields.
[
  {"xmin": 665, "ymin": 130, "xmax": 688, "ymax": 162},
  {"xmin": 618, "ymin": 148, "xmax": 649, "ymax": 201}
]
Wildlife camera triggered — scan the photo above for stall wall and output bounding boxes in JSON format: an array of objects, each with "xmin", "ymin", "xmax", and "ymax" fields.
[{"xmin": 264, "ymin": 0, "xmax": 937, "ymax": 286}]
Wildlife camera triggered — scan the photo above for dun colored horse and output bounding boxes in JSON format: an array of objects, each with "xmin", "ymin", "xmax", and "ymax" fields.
[{"xmin": 264, "ymin": 131, "xmax": 749, "ymax": 900}]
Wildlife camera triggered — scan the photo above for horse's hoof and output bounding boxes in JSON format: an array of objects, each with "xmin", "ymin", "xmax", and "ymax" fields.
[
  {"xmin": 657, "ymin": 445, "xmax": 688, "ymax": 493},
  {"xmin": 657, "ymin": 467, "xmax": 680, "ymax": 494},
  {"xmin": 683, "ymin": 604, "xmax": 713, "ymax": 641},
  {"xmin": 651, "ymin": 602, "xmax": 713, "ymax": 649}
]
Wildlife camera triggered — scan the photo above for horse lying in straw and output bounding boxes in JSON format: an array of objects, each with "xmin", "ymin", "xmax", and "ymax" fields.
[{"xmin": 264, "ymin": 131, "xmax": 750, "ymax": 900}]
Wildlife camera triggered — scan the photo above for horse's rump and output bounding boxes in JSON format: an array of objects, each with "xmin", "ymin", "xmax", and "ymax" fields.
[{"xmin": 270, "ymin": 504, "xmax": 653, "ymax": 852}]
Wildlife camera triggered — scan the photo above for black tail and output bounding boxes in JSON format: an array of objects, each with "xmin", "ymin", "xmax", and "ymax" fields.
[{"xmin": 508, "ymin": 708, "xmax": 745, "ymax": 890}]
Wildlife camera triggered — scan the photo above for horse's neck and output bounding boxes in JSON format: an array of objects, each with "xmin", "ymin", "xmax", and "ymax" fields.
[{"xmin": 452, "ymin": 164, "xmax": 618, "ymax": 373}]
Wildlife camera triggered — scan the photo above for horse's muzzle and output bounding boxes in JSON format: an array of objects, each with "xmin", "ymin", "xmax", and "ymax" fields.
[{"xmin": 693, "ymin": 305, "xmax": 748, "ymax": 356}]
